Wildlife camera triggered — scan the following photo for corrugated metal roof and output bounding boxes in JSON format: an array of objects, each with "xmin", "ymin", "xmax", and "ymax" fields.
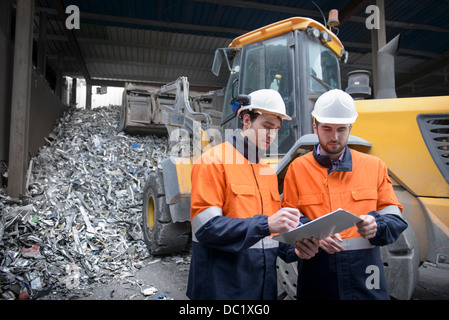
[{"xmin": 30, "ymin": 0, "xmax": 449, "ymax": 97}]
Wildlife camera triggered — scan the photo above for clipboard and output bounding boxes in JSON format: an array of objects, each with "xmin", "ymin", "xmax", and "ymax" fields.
[{"xmin": 272, "ymin": 208, "xmax": 363, "ymax": 245}]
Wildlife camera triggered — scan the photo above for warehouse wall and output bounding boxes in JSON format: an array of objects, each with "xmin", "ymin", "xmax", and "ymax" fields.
[
  {"xmin": 0, "ymin": 14, "xmax": 67, "ymax": 187},
  {"xmin": 29, "ymin": 70, "xmax": 67, "ymax": 155}
]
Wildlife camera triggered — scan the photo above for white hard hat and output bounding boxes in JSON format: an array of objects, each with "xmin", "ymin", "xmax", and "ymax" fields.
[
  {"xmin": 312, "ymin": 89, "xmax": 358, "ymax": 124},
  {"xmin": 237, "ymin": 89, "xmax": 291, "ymax": 121}
]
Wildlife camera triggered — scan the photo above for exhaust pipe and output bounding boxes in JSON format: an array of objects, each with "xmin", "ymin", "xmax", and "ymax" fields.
[
  {"xmin": 346, "ymin": 70, "xmax": 371, "ymax": 100},
  {"xmin": 376, "ymin": 34, "xmax": 401, "ymax": 99}
]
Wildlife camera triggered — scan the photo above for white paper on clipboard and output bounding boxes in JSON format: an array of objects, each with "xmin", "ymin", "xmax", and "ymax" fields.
[{"xmin": 272, "ymin": 208, "xmax": 363, "ymax": 246}]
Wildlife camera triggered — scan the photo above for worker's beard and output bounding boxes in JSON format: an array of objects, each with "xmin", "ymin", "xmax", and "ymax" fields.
[{"xmin": 321, "ymin": 140, "xmax": 346, "ymax": 155}]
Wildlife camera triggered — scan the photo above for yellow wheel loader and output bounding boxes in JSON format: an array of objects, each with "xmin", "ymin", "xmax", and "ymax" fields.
[{"xmin": 121, "ymin": 17, "xmax": 449, "ymax": 299}]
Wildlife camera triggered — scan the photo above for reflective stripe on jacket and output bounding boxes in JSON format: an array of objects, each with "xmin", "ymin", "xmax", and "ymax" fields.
[
  {"xmin": 187, "ymin": 133, "xmax": 281, "ymax": 300},
  {"xmin": 280, "ymin": 144, "xmax": 408, "ymax": 300}
]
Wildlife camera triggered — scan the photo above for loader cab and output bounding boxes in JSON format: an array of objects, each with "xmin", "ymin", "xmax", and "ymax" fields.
[{"xmin": 214, "ymin": 17, "xmax": 345, "ymax": 155}]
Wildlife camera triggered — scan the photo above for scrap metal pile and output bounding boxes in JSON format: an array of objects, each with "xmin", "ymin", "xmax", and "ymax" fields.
[{"xmin": 0, "ymin": 105, "xmax": 170, "ymax": 300}]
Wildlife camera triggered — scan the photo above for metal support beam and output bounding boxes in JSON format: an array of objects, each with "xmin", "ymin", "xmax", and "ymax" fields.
[
  {"xmin": 0, "ymin": 0, "xmax": 12, "ymax": 37},
  {"xmin": 0, "ymin": 0, "xmax": 12, "ymax": 188},
  {"xmin": 370, "ymin": 0, "xmax": 386, "ymax": 98},
  {"xmin": 339, "ymin": 0, "xmax": 370, "ymax": 26},
  {"xmin": 7, "ymin": 0, "xmax": 35, "ymax": 197},
  {"xmin": 37, "ymin": 11, "xmax": 47, "ymax": 76},
  {"xmin": 55, "ymin": 50, "xmax": 63, "ymax": 98},
  {"xmin": 396, "ymin": 52, "xmax": 449, "ymax": 89},
  {"xmin": 86, "ymin": 83, "xmax": 92, "ymax": 110},
  {"xmin": 71, "ymin": 77, "xmax": 77, "ymax": 107}
]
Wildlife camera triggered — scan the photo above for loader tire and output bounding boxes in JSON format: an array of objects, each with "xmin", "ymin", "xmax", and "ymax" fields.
[
  {"xmin": 142, "ymin": 172, "xmax": 190, "ymax": 255},
  {"xmin": 118, "ymin": 105, "xmax": 126, "ymax": 132}
]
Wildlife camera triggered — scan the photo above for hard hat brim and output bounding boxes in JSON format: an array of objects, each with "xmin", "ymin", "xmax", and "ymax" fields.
[
  {"xmin": 238, "ymin": 107, "xmax": 292, "ymax": 121},
  {"xmin": 313, "ymin": 114, "xmax": 357, "ymax": 124}
]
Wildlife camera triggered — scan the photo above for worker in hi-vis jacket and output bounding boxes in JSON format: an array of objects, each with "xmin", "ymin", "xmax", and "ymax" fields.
[
  {"xmin": 280, "ymin": 89, "xmax": 408, "ymax": 300},
  {"xmin": 187, "ymin": 89, "xmax": 318, "ymax": 300}
]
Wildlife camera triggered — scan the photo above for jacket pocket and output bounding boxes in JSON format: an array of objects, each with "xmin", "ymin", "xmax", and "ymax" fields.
[
  {"xmin": 351, "ymin": 189, "xmax": 377, "ymax": 201},
  {"xmin": 298, "ymin": 193, "xmax": 324, "ymax": 206},
  {"xmin": 229, "ymin": 184, "xmax": 259, "ymax": 218},
  {"xmin": 230, "ymin": 184, "xmax": 257, "ymax": 196},
  {"xmin": 270, "ymin": 190, "xmax": 281, "ymax": 214},
  {"xmin": 271, "ymin": 190, "xmax": 281, "ymax": 202}
]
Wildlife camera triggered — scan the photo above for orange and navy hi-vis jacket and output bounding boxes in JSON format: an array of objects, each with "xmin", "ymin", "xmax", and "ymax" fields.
[
  {"xmin": 280, "ymin": 144, "xmax": 408, "ymax": 300},
  {"xmin": 186, "ymin": 132, "xmax": 283, "ymax": 300}
]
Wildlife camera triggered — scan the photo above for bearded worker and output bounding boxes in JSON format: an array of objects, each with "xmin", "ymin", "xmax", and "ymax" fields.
[{"xmin": 281, "ymin": 89, "xmax": 408, "ymax": 300}]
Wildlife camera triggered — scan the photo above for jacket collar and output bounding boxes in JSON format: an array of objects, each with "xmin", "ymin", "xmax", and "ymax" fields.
[
  {"xmin": 228, "ymin": 131, "xmax": 264, "ymax": 164},
  {"xmin": 312, "ymin": 143, "xmax": 352, "ymax": 173}
]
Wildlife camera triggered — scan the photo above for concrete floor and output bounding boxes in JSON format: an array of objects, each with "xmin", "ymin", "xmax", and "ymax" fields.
[{"xmin": 60, "ymin": 255, "xmax": 448, "ymax": 301}]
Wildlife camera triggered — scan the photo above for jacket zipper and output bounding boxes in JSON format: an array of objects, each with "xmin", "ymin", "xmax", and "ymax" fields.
[{"xmin": 250, "ymin": 164, "xmax": 264, "ymax": 215}]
